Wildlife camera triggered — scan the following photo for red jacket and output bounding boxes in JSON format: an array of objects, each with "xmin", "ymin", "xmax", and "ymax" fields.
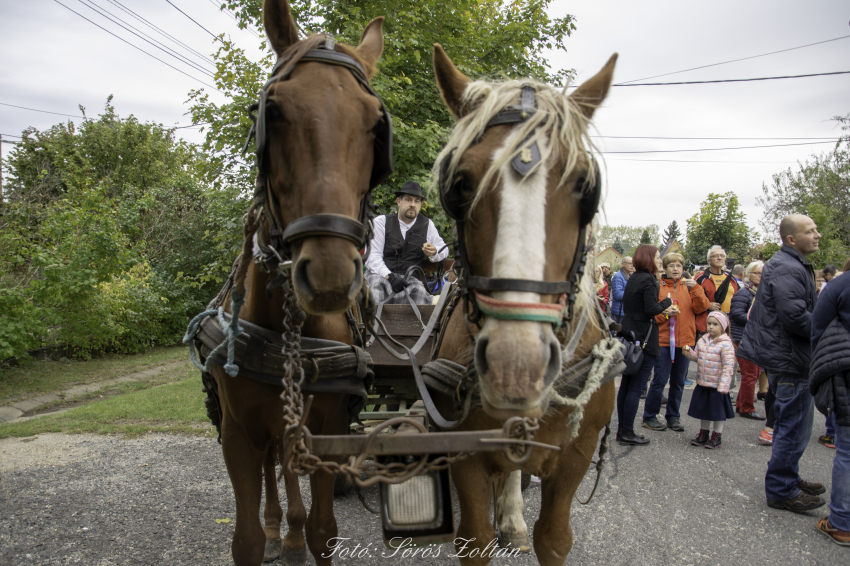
[
  {"xmin": 596, "ymin": 282, "xmax": 609, "ymax": 311},
  {"xmin": 695, "ymin": 269, "xmax": 739, "ymax": 332}
]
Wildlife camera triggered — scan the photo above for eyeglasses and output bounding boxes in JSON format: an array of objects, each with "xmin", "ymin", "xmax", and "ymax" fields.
[
  {"xmin": 710, "ymin": 255, "xmax": 726, "ymax": 259},
  {"xmin": 751, "ymin": 271, "xmax": 762, "ymax": 275}
]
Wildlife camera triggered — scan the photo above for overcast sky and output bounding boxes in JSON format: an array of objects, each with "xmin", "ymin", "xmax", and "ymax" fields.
[{"xmin": 2, "ymin": 0, "xmax": 848, "ymax": 241}]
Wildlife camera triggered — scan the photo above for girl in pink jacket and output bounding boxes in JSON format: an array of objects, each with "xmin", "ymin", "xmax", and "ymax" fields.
[{"xmin": 682, "ymin": 311, "xmax": 736, "ymax": 449}]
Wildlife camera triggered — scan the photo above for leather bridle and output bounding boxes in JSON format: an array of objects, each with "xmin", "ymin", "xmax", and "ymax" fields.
[
  {"xmin": 243, "ymin": 36, "xmax": 394, "ymax": 269},
  {"xmin": 438, "ymin": 85, "xmax": 601, "ymax": 327}
]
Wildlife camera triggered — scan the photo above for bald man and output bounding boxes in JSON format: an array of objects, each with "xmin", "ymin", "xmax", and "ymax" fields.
[{"xmin": 738, "ymin": 214, "xmax": 824, "ymax": 512}]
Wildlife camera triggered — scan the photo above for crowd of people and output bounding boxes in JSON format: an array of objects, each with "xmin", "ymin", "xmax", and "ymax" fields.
[
  {"xmin": 607, "ymin": 214, "xmax": 849, "ymax": 547},
  {"xmin": 366, "ymin": 180, "xmax": 847, "ymax": 547}
]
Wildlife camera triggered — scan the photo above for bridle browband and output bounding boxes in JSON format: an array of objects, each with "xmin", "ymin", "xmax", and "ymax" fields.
[
  {"xmin": 242, "ymin": 36, "xmax": 393, "ymax": 269},
  {"xmin": 438, "ymin": 85, "xmax": 600, "ymax": 327}
]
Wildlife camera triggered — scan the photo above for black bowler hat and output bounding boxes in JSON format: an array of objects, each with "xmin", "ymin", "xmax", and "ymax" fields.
[{"xmin": 394, "ymin": 180, "xmax": 425, "ymax": 200}]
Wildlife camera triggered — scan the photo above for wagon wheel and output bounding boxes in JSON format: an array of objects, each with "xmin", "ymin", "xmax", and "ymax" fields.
[{"xmin": 520, "ymin": 472, "xmax": 532, "ymax": 491}]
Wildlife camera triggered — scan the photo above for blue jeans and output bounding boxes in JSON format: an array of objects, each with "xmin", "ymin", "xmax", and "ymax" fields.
[
  {"xmin": 643, "ymin": 349, "xmax": 690, "ymax": 421},
  {"xmin": 764, "ymin": 370, "xmax": 815, "ymax": 502},
  {"xmin": 611, "ymin": 311, "xmax": 624, "ymax": 325},
  {"xmin": 617, "ymin": 354, "xmax": 656, "ymax": 432},
  {"xmin": 829, "ymin": 422, "xmax": 850, "ymax": 531},
  {"xmin": 826, "ymin": 412, "xmax": 836, "ymax": 437}
]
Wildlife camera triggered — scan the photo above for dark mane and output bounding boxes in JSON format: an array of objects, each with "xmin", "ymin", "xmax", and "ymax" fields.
[{"xmin": 275, "ymin": 34, "xmax": 377, "ymax": 80}]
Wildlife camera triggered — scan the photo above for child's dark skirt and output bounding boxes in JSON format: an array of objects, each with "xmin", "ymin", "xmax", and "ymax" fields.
[{"xmin": 688, "ymin": 384, "xmax": 735, "ymax": 421}]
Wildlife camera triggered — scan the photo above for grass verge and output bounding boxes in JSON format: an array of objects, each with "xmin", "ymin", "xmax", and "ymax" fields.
[
  {"xmin": 0, "ymin": 345, "xmax": 189, "ymax": 403},
  {"xmin": 0, "ymin": 370, "xmax": 216, "ymax": 440}
]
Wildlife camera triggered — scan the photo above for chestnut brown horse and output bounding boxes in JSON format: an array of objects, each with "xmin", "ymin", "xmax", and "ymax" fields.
[
  {"xmin": 205, "ymin": 2, "xmax": 388, "ymax": 565},
  {"xmin": 430, "ymin": 45, "xmax": 620, "ymax": 565}
]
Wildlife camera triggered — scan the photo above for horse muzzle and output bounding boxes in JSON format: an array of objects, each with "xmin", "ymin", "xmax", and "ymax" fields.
[
  {"xmin": 292, "ymin": 237, "xmax": 363, "ymax": 314},
  {"xmin": 474, "ymin": 318, "xmax": 562, "ymax": 419}
]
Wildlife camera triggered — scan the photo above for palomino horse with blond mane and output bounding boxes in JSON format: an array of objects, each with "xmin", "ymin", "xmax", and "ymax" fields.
[
  {"xmin": 188, "ymin": 1, "xmax": 391, "ymax": 565},
  {"xmin": 429, "ymin": 45, "xmax": 621, "ymax": 564}
]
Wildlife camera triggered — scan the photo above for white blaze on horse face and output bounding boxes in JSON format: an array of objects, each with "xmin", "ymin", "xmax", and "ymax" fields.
[{"xmin": 491, "ymin": 131, "xmax": 549, "ymax": 305}]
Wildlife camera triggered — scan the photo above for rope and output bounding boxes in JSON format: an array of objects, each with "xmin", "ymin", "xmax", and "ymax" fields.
[
  {"xmin": 549, "ymin": 336, "xmax": 621, "ymax": 440},
  {"xmin": 183, "ymin": 287, "xmax": 246, "ymax": 377}
]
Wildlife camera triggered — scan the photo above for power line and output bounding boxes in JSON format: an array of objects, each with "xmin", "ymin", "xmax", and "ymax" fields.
[
  {"xmin": 206, "ymin": 0, "xmax": 260, "ymax": 38},
  {"xmin": 165, "ymin": 0, "xmax": 220, "ymax": 41},
  {"xmin": 106, "ymin": 0, "xmax": 215, "ymax": 65},
  {"xmin": 592, "ymin": 136, "xmax": 839, "ymax": 141},
  {"xmin": 606, "ymin": 158, "xmax": 805, "ymax": 164},
  {"xmin": 0, "ymin": 102, "xmax": 84, "ymax": 119},
  {"xmin": 612, "ymin": 70, "xmax": 850, "ymax": 86},
  {"xmin": 52, "ymin": 0, "xmax": 221, "ymax": 91},
  {"xmin": 75, "ymin": 0, "xmax": 216, "ymax": 78},
  {"xmin": 1, "ymin": 133, "xmax": 23, "ymax": 138},
  {"xmin": 616, "ymin": 34, "xmax": 850, "ymax": 85},
  {"xmin": 602, "ymin": 140, "xmax": 839, "ymax": 154}
]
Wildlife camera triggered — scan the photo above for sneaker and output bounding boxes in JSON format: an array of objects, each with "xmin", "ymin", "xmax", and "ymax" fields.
[
  {"xmin": 767, "ymin": 492, "xmax": 826, "ymax": 513},
  {"xmin": 667, "ymin": 417, "xmax": 685, "ymax": 432},
  {"xmin": 819, "ymin": 434, "xmax": 836, "ymax": 449},
  {"xmin": 642, "ymin": 418, "xmax": 667, "ymax": 431},
  {"xmin": 816, "ymin": 517, "xmax": 850, "ymax": 547},
  {"xmin": 758, "ymin": 429, "xmax": 773, "ymax": 446},
  {"xmin": 684, "ymin": 379, "xmax": 694, "ymax": 386},
  {"xmin": 690, "ymin": 429, "xmax": 709, "ymax": 446},
  {"xmin": 798, "ymin": 480, "xmax": 826, "ymax": 496},
  {"xmin": 705, "ymin": 431, "xmax": 722, "ymax": 449}
]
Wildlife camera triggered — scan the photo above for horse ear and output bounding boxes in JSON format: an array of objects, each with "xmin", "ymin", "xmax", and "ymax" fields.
[
  {"xmin": 568, "ymin": 53, "xmax": 618, "ymax": 119},
  {"xmin": 433, "ymin": 44, "xmax": 472, "ymax": 119},
  {"xmin": 355, "ymin": 17, "xmax": 385, "ymax": 71},
  {"xmin": 263, "ymin": 0, "xmax": 300, "ymax": 58}
]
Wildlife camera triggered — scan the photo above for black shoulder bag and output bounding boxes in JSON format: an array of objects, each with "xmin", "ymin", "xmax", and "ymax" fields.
[{"xmin": 618, "ymin": 324, "xmax": 653, "ymax": 376}]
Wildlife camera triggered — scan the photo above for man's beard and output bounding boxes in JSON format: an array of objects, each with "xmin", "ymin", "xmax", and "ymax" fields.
[{"xmin": 404, "ymin": 208, "xmax": 417, "ymax": 219}]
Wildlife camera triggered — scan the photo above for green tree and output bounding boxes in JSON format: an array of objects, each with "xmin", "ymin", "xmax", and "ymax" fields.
[
  {"xmin": 596, "ymin": 224, "xmax": 661, "ymax": 256},
  {"xmin": 190, "ymin": 0, "xmax": 578, "ymax": 252},
  {"xmin": 639, "ymin": 228, "xmax": 652, "ymax": 246},
  {"xmin": 612, "ymin": 238, "xmax": 624, "ymax": 255},
  {"xmin": 1, "ymin": 100, "xmax": 220, "ymax": 360},
  {"xmin": 684, "ymin": 192, "xmax": 752, "ymax": 267},
  {"xmin": 662, "ymin": 220, "xmax": 681, "ymax": 248},
  {"xmin": 756, "ymin": 114, "xmax": 849, "ymax": 268}
]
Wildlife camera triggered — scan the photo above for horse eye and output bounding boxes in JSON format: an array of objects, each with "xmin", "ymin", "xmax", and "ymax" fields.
[
  {"xmin": 266, "ymin": 103, "xmax": 285, "ymax": 123},
  {"xmin": 573, "ymin": 172, "xmax": 591, "ymax": 194},
  {"xmin": 370, "ymin": 117, "xmax": 385, "ymax": 135}
]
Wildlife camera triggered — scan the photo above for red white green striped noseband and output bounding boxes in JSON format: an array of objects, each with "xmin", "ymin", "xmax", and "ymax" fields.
[{"xmin": 474, "ymin": 290, "xmax": 568, "ymax": 329}]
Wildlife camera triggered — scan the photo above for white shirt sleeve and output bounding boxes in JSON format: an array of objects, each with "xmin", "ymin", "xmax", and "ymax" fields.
[
  {"xmin": 365, "ymin": 214, "xmax": 391, "ymax": 278},
  {"xmin": 427, "ymin": 219, "xmax": 449, "ymax": 263}
]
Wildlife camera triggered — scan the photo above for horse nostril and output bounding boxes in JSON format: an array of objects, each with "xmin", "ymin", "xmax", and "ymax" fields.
[
  {"xmin": 543, "ymin": 332, "xmax": 562, "ymax": 386},
  {"xmin": 474, "ymin": 333, "xmax": 490, "ymax": 378},
  {"xmin": 293, "ymin": 258, "xmax": 314, "ymax": 300}
]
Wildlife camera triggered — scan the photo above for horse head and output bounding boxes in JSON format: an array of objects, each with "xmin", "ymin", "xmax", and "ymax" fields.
[
  {"xmin": 433, "ymin": 45, "xmax": 617, "ymax": 419},
  {"xmin": 257, "ymin": 0, "xmax": 389, "ymax": 314}
]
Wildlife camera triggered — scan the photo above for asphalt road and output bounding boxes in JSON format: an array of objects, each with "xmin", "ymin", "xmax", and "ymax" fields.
[{"xmin": 0, "ymin": 375, "xmax": 843, "ymax": 565}]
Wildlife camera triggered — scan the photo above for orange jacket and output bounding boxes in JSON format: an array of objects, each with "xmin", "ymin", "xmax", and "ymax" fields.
[{"xmin": 654, "ymin": 276, "xmax": 711, "ymax": 348}]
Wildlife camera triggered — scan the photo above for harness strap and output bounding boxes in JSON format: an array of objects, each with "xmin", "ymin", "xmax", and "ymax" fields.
[{"xmin": 473, "ymin": 290, "xmax": 566, "ymax": 328}]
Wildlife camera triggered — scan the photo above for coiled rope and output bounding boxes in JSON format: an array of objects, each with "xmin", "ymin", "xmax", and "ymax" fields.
[{"xmin": 549, "ymin": 336, "xmax": 621, "ymax": 440}]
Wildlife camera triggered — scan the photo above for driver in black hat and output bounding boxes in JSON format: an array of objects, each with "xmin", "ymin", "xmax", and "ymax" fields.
[{"xmin": 365, "ymin": 181, "xmax": 448, "ymax": 304}]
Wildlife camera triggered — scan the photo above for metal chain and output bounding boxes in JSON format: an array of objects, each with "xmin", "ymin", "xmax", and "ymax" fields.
[{"xmin": 278, "ymin": 272, "xmax": 542, "ymax": 487}]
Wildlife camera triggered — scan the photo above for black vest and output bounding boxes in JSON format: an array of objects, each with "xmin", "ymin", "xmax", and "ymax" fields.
[{"xmin": 383, "ymin": 213, "xmax": 428, "ymax": 275}]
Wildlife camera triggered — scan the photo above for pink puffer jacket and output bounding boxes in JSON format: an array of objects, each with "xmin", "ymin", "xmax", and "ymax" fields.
[{"xmin": 682, "ymin": 333, "xmax": 736, "ymax": 393}]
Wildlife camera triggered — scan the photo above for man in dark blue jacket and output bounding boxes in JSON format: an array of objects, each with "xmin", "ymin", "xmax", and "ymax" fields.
[
  {"xmin": 738, "ymin": 214, "xmax": 824, "ymax": 512},
  {"xmin": 809, "ymin": 268, "xmax": 850, "ymax": 544}
]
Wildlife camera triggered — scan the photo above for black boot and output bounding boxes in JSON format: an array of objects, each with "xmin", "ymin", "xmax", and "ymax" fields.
[
  {"xmin": 616, "ymin": 427, "xmax": 623, "ymax": 441},
  {"xmin": 619, "ymin": 429, "xmax": 650, "ymax": 446}
]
